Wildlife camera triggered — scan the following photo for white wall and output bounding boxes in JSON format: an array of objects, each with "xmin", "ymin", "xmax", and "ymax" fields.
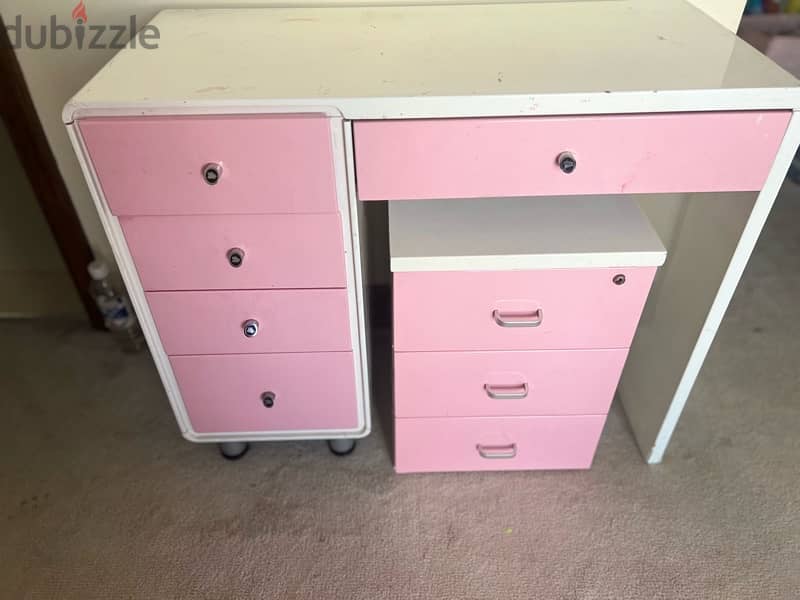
[
  {"xmin": 0, "ymin": 0, "xmax": 747, "ymax": 270},
  {"xmin": 691, "ymin": 0, "xmax": 747, "ymax": 33},
  {"xmin": 0, "ymin": 120, "xmax": 82, "ymax": 316}
]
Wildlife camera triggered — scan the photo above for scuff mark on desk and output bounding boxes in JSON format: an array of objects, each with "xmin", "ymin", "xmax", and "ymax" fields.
[{"xmin": 195, "ymin": 85, "xmax": 229, "ymax": 94}]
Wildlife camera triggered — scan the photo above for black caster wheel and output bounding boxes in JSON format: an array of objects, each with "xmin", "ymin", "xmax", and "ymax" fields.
[
  {"xmin": 327, "ymin": 439, "xmax": 356, "ymax": 456},
  {"xmin": 219, "ymin": 441, "xmax": 250, "ymax": 461}
]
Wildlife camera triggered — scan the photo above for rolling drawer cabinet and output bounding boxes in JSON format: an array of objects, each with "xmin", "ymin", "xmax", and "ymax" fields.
[
  {"xmin": 65, "ymin": 1, "xmax": 800, "ymax": 466},
  {"xmin": 389, "ymin": 197, "xmax": 667, "ymax": 473}
]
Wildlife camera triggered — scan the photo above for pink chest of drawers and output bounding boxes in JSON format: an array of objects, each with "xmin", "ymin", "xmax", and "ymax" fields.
[
  {"xmin": 71, "ymin": 114, "xmax": 370, "ymax": 456},
  {"xmin": 386, "ymin": 197, "xmax": 666, "ymax": 473}
]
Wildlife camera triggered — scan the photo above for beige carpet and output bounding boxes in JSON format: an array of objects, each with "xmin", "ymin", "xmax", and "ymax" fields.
[{"xmin": 2, "ymin": 184, "xmax": 800, "ymax": 599}]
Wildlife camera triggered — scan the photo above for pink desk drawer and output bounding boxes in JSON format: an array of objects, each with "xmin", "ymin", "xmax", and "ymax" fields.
[
  {"xmin": 354, "ymin": 111, "xmax": 790, "ymax": 201},
  {"xmin": 147, "ymin": 289, "xmax": 352, "ymax": 355},
  {"xmin": 121, "ymin": 214, "xmax": 346, "ymax": 291},
  {"xmin": 394, "ymin": 348, "xmax": 627, "ymax": 418},
  {"xmin": 393, "ymin": 268, "xmax": 656, "ymax": 352},
  {"xmin": 79, "ymin": 114, "xmax": 337, "ymax": 215},
  {"xmin": 394, "ymin": 415, "xmax": 606, "ymax": 473},
  {"xmin": 171, "ymin": 352, "xmax": 359, "ymax": 434}
]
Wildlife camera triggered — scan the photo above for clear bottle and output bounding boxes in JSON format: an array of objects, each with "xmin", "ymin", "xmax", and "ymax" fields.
[{"xmin": 87, "ymin": 260, "xmax": 145, "ymax": 353}]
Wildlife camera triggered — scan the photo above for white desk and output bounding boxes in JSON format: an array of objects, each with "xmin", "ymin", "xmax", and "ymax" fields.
[{"xmin": 65, "ymin": 1, "xmax": 800, "ymax": 463}]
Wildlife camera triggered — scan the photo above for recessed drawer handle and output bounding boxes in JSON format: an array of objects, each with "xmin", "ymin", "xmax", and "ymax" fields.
[
  {"xmin": 202, "ymin": 162, "xmax": 223, "ymax": 185},
  {"xmin": 484, "ymin": 383, "xmax": 529, "ymax": 400},
  {"xmin": 557, "ymin": 151, "xmax": 577, "ymax": 174},
  {"xmin": 242, "ymin": 319, "xmax": 259, "ymax": 338},
  {"xmin": 476, "ymin": 443, "xmax": 517, "ymax": 459},
  {"xmin": 492, "ymin": 309, "xmax": 543, "ymax": 328},
  {"xmin": 227, "ymin": 247, "xmax": 245, "ymax": 268},
  {"xmin": 261, "ymin": 391, "xmax": 275, "ymax": 408}
]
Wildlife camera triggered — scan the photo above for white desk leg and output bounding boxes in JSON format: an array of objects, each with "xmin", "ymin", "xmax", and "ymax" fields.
[{"xmin": 620, "ymin": 110, "xmax": 800, "ymax": 464}]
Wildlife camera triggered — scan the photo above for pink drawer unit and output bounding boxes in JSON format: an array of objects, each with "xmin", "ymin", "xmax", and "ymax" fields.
[
  {"xmin": 394, "ymin": 415, "xmax": 607, "ymax": 473},
  {"xmin": 147, "ymin": 289, "xmax": 352, "ymax": 355},
  {"xmin": 394, "ymin": 348, "xmax": 628, "ymax": 418},
  {"xmin": 121, "ymin": 214, "xmax": 347, "ymax": 291},
  {"xmin": 354, "ymin": 111, "xmax": 790, "ymax": 201},
  {"xmin": 171, "ymin": 352, "xmax": 359, "ymax": 434},
  {"xmin": 393, "ymin": 268, "xmax": 657, "ymax": 352},
  {"xmin": 79, "ymin": 114, "xmax": 338, "ymax": 215}
]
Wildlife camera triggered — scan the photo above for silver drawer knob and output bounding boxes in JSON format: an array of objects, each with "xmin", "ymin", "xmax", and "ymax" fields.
[
  {"xmin": 261, "ymin": 391, "xmax": 275, "ymax": 408},
  {"xmin": 202, "ymin": 162, "xmax": 223, "ymax": 185},
  {"xmin": 242, "ymin": 319, "xmax": 259, "ymax": 338},
  {"xmin": 227, "ymin": 248, "xmax": 245, "ymax": 268}
]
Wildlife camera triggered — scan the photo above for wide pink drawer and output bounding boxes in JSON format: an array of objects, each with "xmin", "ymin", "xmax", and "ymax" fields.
[
  {"xmin": 79, "ymin": 114, "xmax": 337, "ymax": 215},
  {"xmin": 354, "ymin": 111, "xmax": 790, "ymax": 201},
  {"xmin": 393, "ymin": 268, "xmax": 656, "ymax": 352},
  {"xmin": 147, "ymin": 289, "xmax": 351, "ymax": 355},
  {"xmin": 394, "ymin": 348, "xmax": 627, "ymax": 418},
  {"xmin": 394, "ymin": 415, "xmax": 606, "ymax": 473},
  {"xmin": 121, "ymin": 214, "xmax": 346, "ymax": 291},
  {"xmin": 171, "ymin": 352, "xmax": 359, "ymax": 434}
]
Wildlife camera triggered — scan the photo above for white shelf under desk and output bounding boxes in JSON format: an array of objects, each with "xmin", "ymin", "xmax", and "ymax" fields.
[{"xmin": 389, "ymin": 196, "xmax": 667, "ymax": 272}]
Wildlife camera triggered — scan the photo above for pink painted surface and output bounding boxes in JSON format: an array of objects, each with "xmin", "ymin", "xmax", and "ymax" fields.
[
  {"xmin": 171, "ymin": 352, "xmax": 358, "ymax": 433},
  {"xmin": 394, "ymin": 348, "xmax": 628, "ymax": 418},
  {"xmin": 147, "ymin": 289, "xmax": 351, "ymax": 355},
  {"xmin": 121, "ymin": 214, "xmax": 346, "ymax": 291},
  {"xmin": 79, "ymin": 115, "xmax": 338, "ymax": 215},
  {"xmin": 394, "ymin": 415, "xmax": 606, "ymax": 473},
  {"xmin": 354, "ymin": 111, "xmax": 791, "ymax": 200},
  {"xmin": 393, "ymin": 268, "xmax": 656, "ymax": 351}
]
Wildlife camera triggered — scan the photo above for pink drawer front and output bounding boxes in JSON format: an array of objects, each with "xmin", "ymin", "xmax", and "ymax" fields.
[
  {"xmin": 393, "ymin": 268, "xmax": 656, "ymax": 352},
  {"xmin": 79, "ymin": 114, "xmax": 337, "ymax": 215},
  {"xmin": 394, "ymin": 348, "xmax": 628, "ymax": 418},
  {"xmin": 354, "ymin": 111, "xmax": 790, "ymax": 201},
  {"xmin": 121, "ymin": 214, "xmax": 346, "ymax": 291},
  {"xmin": 394, "ymin": 415, "xmax": 606, "ymax": 473},
  {"xmin": 171, "ymin": 352, "xmax": 359, "ymax": 434},
  {"xmin": 147, "ymin": 289, "xmax": 351, "ymax": 355}
]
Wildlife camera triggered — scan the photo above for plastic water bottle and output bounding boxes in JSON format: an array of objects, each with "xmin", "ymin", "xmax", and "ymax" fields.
[{"xmin": 87, "ymin": 260, "xmax": 145, "ymax": 353}]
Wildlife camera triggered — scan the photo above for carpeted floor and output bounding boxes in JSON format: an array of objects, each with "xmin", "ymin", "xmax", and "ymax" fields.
[{"xmin": 1, "ymin": 184, "xmax": 799, "ymax": 599}]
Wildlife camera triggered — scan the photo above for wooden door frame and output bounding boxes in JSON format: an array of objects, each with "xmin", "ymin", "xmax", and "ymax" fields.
[{"xmin": 0, "ymin": 15, "xmax": 103, "ymax": 328}]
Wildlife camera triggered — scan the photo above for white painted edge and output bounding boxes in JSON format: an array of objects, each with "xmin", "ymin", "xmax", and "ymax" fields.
[
  {"xmin": 67, "ymin": 108, "xmax": 371, "ymax": 443},
  {"xmin": 63, "ymin": 102, "xmax": 345, "ymax": 124},
  {"xmin": 390, "ymin": 251, "xmax": 667, "ymax": 272},
  {"xmin": 646, "ymin": 109, "xmax": 800, "ymax": 464},
  {"xmin": 331, "ymin": 117, "xmax": 372, "ymax": 440},
  {"xmin": 63, "ymin": 87, "xmax": 800, "ymax": 124}
]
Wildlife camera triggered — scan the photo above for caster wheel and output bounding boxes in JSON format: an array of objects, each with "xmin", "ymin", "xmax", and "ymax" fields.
[
  {"xmin": 327, "ymin": 439, "xmax": 356, "ymax": 456},
  {"xmin": 219, "ymin": 441, "xmax": 250, "ymax": 461}
]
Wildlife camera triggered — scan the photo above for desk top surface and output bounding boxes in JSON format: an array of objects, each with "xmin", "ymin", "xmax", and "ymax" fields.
[{"xmin": 66, "ymin": 1, "xmax": 800, "ymax": 121}]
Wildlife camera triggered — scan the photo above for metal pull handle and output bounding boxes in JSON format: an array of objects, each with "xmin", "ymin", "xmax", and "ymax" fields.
[
  {"xmin": 476, "ymin": 443, "xmax": 517, "ymax": 459},
  {"xmin": 242, "ymin": 319, "xmax": 259, "ymax": 338},
  {"xmin": 484, "ymin": 383, "xmax": 529, "ymax": 400},
  {"xmin": 492, "ymin": 308, "xmax": 543, "ymax": 328},
  {"xmin": 202, "ymin": 162, "xmax": 223, "ymax": 185}
]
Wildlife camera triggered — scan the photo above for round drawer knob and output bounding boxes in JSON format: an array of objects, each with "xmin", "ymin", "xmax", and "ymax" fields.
[
  {"xmin": 202, "ymin": 162, "xmax": 223, "ymax": 185},
  {"xmin": 261, "ymin": 391, "xmax": 276, "ymax": 408},
  {"xmin": 613, "ymin": 274, "xmax": 626, "ymax": 285},
  {"xmin": 556, "ymin": 152, "xmax": 577, "ymax": 174},
  {"xmin": 242, "ymin": 319, "xmax": 259, "ymax": 338},
  {"xmin": 227, "ymin": 248, "xmax": 245, "ymax": 268}
]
